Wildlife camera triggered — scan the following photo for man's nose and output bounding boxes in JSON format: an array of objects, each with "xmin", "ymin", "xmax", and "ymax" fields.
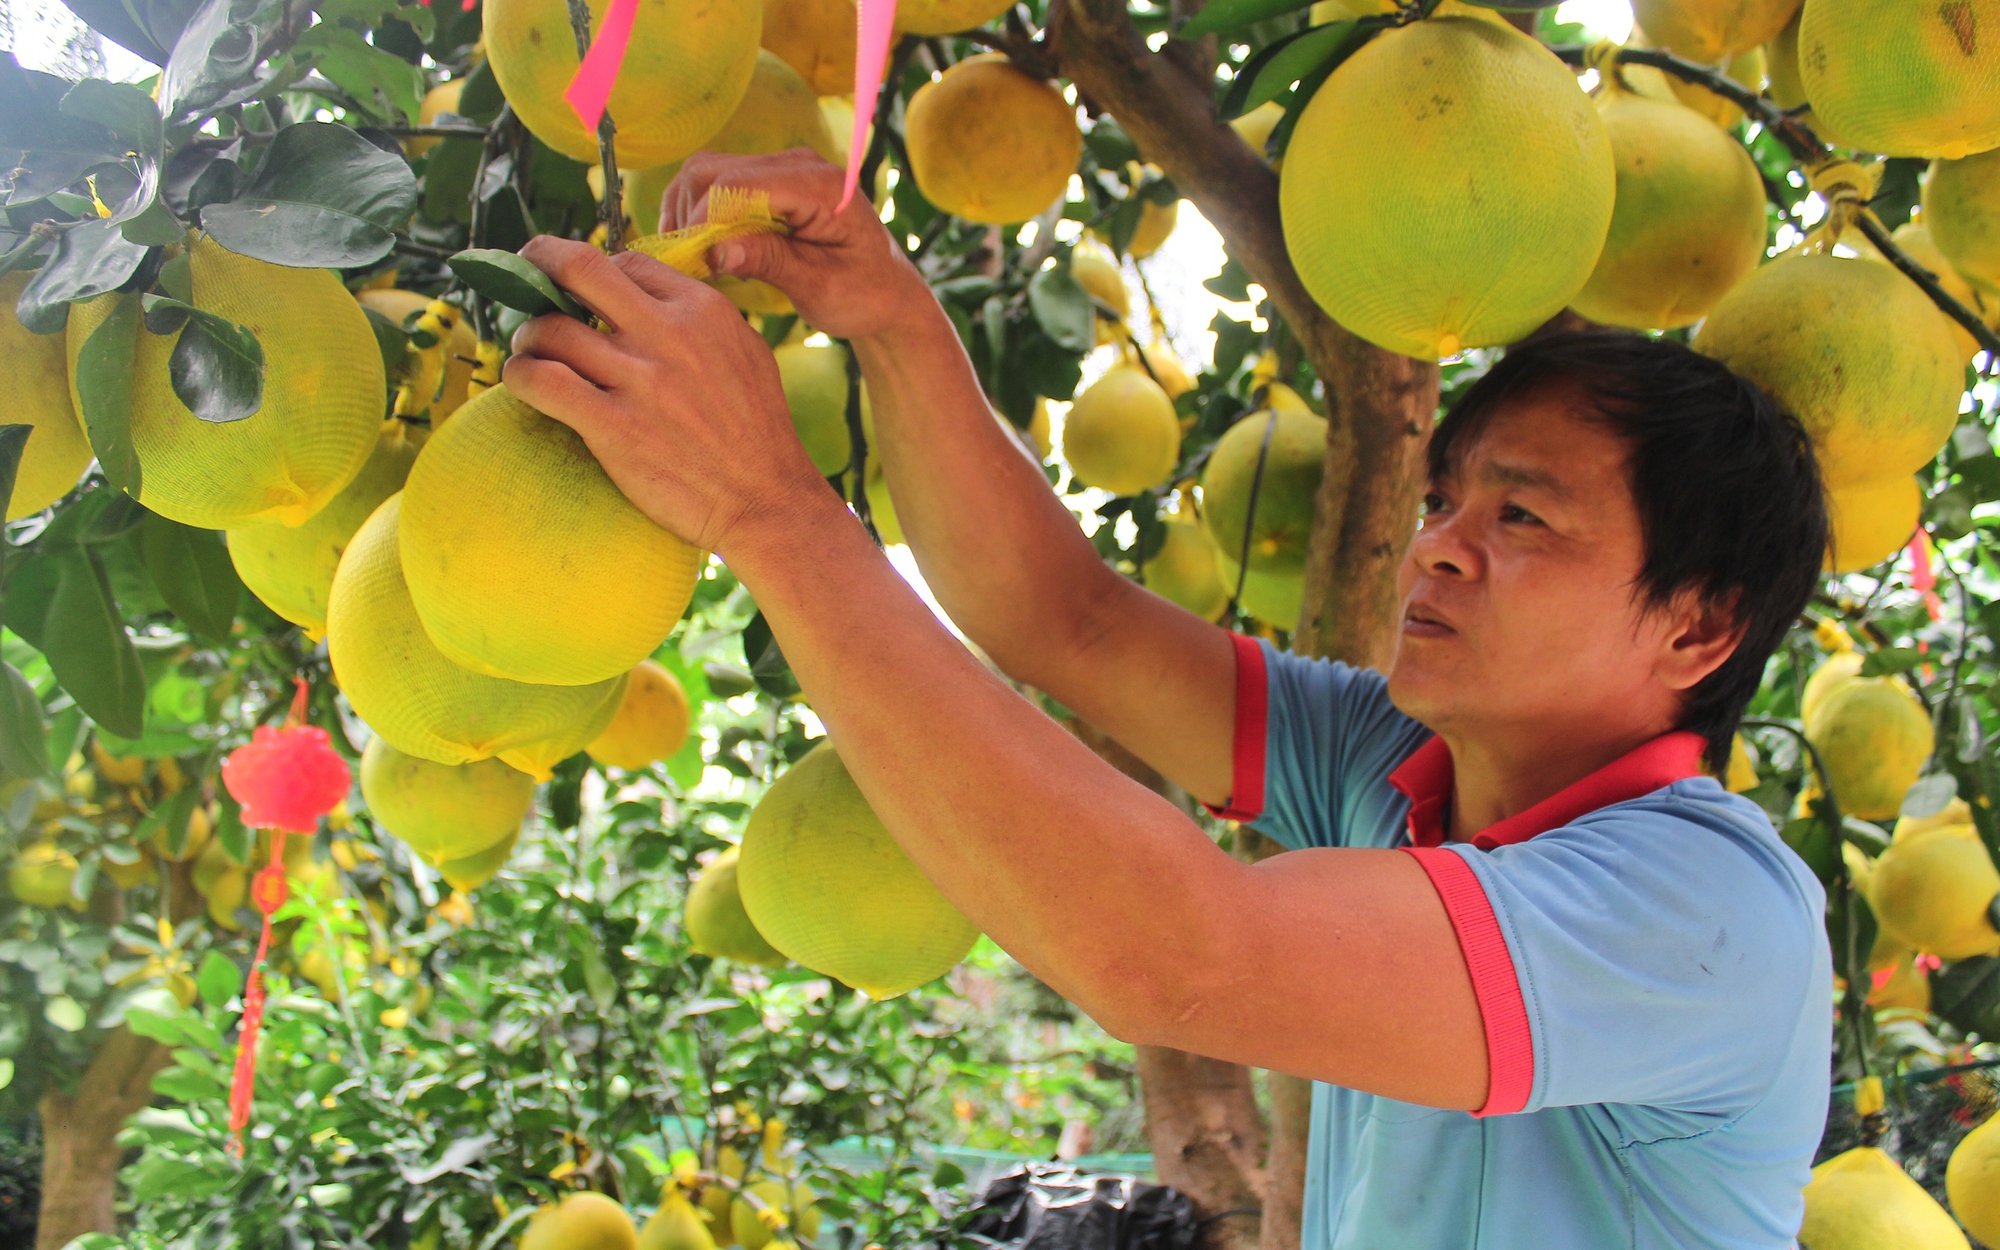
[{"xmin": 1410, "ymin": 512, "xmax": 1479, "ymax": 579}]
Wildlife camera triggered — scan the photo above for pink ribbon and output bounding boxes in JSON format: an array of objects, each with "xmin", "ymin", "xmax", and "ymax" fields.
[
  {"xmin": 1909, "ymin": 531, "xmax": 1942, "ymax": 622},
  {"xmin": 841, "ymin": 0, "xmax": 899, "ymax": 212},
  {"xmin": 564, "ymin": 0, "xmax": 641, "ymax": 136}
]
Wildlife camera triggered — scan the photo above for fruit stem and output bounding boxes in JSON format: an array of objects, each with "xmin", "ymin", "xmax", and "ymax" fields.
[
  {"xmin": 561, "ymin": 0, "xmax": 625, "ymax": 253},
  {"xmin": 1549, "ymin": 42, "xmax": 2000, "ymax": 364}
]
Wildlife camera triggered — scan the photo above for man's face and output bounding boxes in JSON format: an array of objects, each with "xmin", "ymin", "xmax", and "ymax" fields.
[{"xmin": 1387, "ymin": 384, "xmax": 1694, "ymax": 746}]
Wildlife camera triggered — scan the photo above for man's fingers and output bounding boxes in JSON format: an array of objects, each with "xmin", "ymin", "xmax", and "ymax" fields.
[
  {"xmin": 500, "ymin": 353, "xmax": 608, "ymax": 433},
  {"xmin": 511, "ymin": 313, "xmax": 629, "ymax": 389},
  {"xmin": 663, "ymin": 150, "xmax": 846, "ymax": 234},
  {"xmin": 608, "ymin": 248, "xmax": 708, "ymax": 303},
  {"xmin": 709, "ymin": 233, "xmax": 791, "ymax": 289},
  {"xmin": 518, "ymin": 235, "xmax": 657, "ymax": 331}
]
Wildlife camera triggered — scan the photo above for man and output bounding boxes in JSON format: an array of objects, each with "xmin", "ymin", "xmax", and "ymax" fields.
[{"xmin": 503, "ymin": 150, "xmax": 1833, "ymax": 1247}]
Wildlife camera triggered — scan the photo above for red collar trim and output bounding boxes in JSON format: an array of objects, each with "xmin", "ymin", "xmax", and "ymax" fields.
[{"xmin": 1388, "ymin": 731, "xmax": 1708, "ymax": 850}]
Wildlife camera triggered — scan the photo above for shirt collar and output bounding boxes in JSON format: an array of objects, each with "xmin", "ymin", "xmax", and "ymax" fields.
[{"xmin": 1388, "ymin": 730, "xmax": 1708, "ymax": 850}]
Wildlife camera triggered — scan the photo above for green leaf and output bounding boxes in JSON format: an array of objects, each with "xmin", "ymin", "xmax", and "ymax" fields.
[
  {"xmin": 120, "ymin": 199, "xmax": 186, "ymax": 246},
  {"xmin": 1082, "ymin": 115, "xmax": 1140, "ymax": 171},
  {"xmin": 142, "ymin": 784, "xmax": 202, "ymax": 858},
  {"xmin": 73, "ymin": 295, "xmax": 144, "ymax": 497},
  {"xmin": 216, "ymin": 790, "xmax": 249, "ymax": 862},
  {"xmin": 0, "ymin": 662, "xmax": 51, "ymax": 780},
  {"xmin": 568, "ymin": 922, "xmax": 617, "ymax": 1013},
  {"xmin": 447, "ymin": 248, "xmax": 586, "ymax": 319},
  {"xmin": 158, "ymin": 0, "xmax": 290, "ymax": 127},
  {"xmin": 292, "ymin": 23, "xmax": 427, "ymax": 124},
  {"xmin": 1224, "ymin": 21, "xmax": 1355, "ymax": 119},
  {"xmin": 157, "ymin": 251, "xmax": 193, "ymax": 304},
  {"xmin": 196, "ymin": 950, "xmax": 241, "ymax": 1007},
  {"xmin": 14, "ymin": 220, "xmax": 151, "ymax": 335},
  {"xmin": 136, "ymin": 513, "xmax": 242, "ymax": 644},
  {"xmin": 361, "ymin": 305, "xmax": 411, "ymax": 377},
  {"xmin": 1027, "ymin": 263, "xmax": 1095, "ymax": 354},
  {"xmin": 0, "ymin": 62, "xmax": 121, "ymax": 158},
  {"xmin": 1266, "ymin": 26, "xmax": 1378, "ymax": 160},
  {"xmin": 1178, "ymin": 0, "xmax": 1315, "ymax": 37},
  {"xmin": 200, "ymin": 122, "xmax": 418, "ymax": 268},
  {"xmin": 58, "ymin": 79, "xmax": 163, "ymax": 157},
  {"xmin": 419, "ymin": 137, "xmax": 481, "ymax": 226},
  {"xmin": 1935, "ymin": 955, "xmax": 2000, "ymax": 1037},
  {"xmin": 1859, "ymin": 646, "xmax": 1923, "ymax": 678},
  {"xmin": 42, "ymin": 549, "xmax": 146, "ymax": 738},
  {"xmin": 0, "ymin": 423, "xmax": 30, "ymax": 529},
  {"xmin": 141, "ymin": 295, "xmax": 265, "ymax": 423}
]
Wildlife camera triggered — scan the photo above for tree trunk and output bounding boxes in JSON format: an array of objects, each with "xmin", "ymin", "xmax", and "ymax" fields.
[{"xmin": 35, "ymin": 1025, "xmax": 169, "ymax": 1250}]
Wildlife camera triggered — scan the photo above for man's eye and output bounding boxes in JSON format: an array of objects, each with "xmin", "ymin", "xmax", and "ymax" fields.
[
  {"xmin": 1500, "ymin": 503, "xmax": 1542, "ymax": 525},
  {"xmin": 1421, "ymin": 493, "xmax": 1449, "ymax": 514}
]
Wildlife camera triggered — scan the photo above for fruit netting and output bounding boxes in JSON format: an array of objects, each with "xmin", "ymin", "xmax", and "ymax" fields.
[{"xmin": 1818, "ymin": 1059, "xmax": 2000, "ymax": 1230}]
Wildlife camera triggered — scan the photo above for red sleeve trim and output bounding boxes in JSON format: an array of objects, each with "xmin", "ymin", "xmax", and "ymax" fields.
[
  {"xmin": 1401, "ymin": 846, "xmax": 1535, "ymax": 1117},
  {"xmin": 1204, "ymin": 633, "xmax": 1268, "ymax": 822}
]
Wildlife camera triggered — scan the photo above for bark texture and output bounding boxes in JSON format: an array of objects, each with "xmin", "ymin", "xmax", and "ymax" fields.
[{"xmin": 36, "ymin": 1025, "xmax": 169, "ymax": 1250}]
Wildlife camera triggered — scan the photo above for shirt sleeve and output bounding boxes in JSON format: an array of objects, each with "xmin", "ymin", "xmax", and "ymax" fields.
[
  {"xmin": 1401, "ymin": 794, "xmax": 1828, "ymax": 1118},
  {"xmin": 1207, "ymin": 636, "xmax": 1428, "ymax": 851}
]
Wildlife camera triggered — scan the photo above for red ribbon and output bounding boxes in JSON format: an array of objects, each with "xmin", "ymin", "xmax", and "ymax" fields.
[
  {"xmin": 1909, "ymin": 531, "xmax": 1942, "ymax": 622},
  {"xmin": 564, "ymin": 0, "xmax": 640, "ymax": 137}
]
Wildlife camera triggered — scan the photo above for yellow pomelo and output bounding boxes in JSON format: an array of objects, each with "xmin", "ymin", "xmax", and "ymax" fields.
[
  {"xmin": 731, "ymin": 1180, "xmax": 818, "ymax": 1250},
  {"xmin": 737, "ymin": 744, "xmax": 979, "ymax": 998},
  {"xmin": 774, "ymin": 342, "xmax": 859, "ymax": 476},
  {"xmin": 356, "ymin": 289, "xmax": 478, "ymax": 422},
  {"xmin": 1092, "ymin": 172, "xmax": 1180, "ymax": 259},
  {"xmin": 1231, "ymin": 102, "xmax": 1285, "ymax": 163},
  {"xmin": 904, "ymin": 54, "xmax": 1082, "ymax": 225},
  {"xmin": 9, "ymin": 842, "xmax": 79, "ymax": 909},
  {"xmin": 1072, "ymin": 249, "xmax": 1129, "ymax": 345},
  {"xmin": 64, "ymin": 236, "xmax": 382, "ymax": 528},
  {"xmin": 399, "ymin": 385, "xmax": 703, "ymax": 686},
  {"xmin": 1798, "ymin": 0, "xmax": 2000, "ymax": 160},
  {"xmin": 895, "ymin": 0, "xmax": 1012, "ymax": 34},
  {"xmin": 326, "ymin": 494, "xmax": 627, "ymax": 780},
  {"xmin": 1924, "ymin": 148, "xmax": 2000, "ymax": 297},
  {"xmin": 1800, "ymin": 1147, "xmax": 1969, "ymax": 1250},
  {"xmin": 1764, "ymin": 6, "xmax": 1814, "ymax": 122},
  {"xmin": 1801, "ymin": 648, "xmax": 1863, "ymax": 727},
  {"xmin": 149, "ymin": 805, "xmax": 212, "ymax": 863},
  {"xmin": 865, "ymin": 460, "xmax": 903, "ymax": 545},
  {"xmin": 0, "ymin": 272, "xmax": 92, "ymax": 519},
  {"xmin": 1692, "ymin": 254, "xmax": 1963, "ymax": 489},
  {"xmin": 1805, "ymin": 672, "xmax": 1934, "ymax": 820},
  {"xmin": 483, "ymin": 0, "xmax": 759, "ymax": 166},
  {"xmin": 438, "ymin": 827, "xmax": 518, "ymax": 891},
  {"xmin": 1868, "ymin": 949, "xmax": 1932, "ymax": 1012},
  {"xmin": 1825, "ymin": 475, "xmax": 1919, "ymax": 572},
  {"xmin": 639, "ymin": 1191, "xmax": 716, "ymax": 1250},
  {"xmin": 1311, "ymin": 0, "xmax": 1509, "ymax": 23},
  {"xmin": 1215, "ymin": 553, "xmax": 1306, "ymax": 631},
  {"xmin": 1869, "ymin": 824, "xmax": 2000, "ymax": 959},
  {"xmin": 1201, "ymin": 406, "xmax": 1327, "ymax": 577},
  {"xmin": 1138, "ymin": 343, "xmax": 1193, "ymax": 401},
  {"xmin": 1643, "ymin": 46, "xmax": 1766, "ymax": 131},
  {"xmin": 1140, "ymin": 519, "xmax": 1228, "ymax": 622},
  {"xmin": 92, "ymin": 740, "xmax": 146, "ymax": 785},
  {"xmin": 1858, "ymin": 220, "xmax": 1993, "ymax": 363},
  {"xmin": 519, "ymin": 1192, "xmax": 638, "ymax": 1250},
  {"xmin": 405, "ymin": 79, "xmax": 466, "ymax": 158},
  {"xmin": 762, "ymin": 0, "xmax": 853, "ymax": 93},
  {"xmin": 1632, "ymin": 0, "xmax": 1795, "ymax": 61},
  {"xmin": 193, "ymin": 838, "xmax": 247, "ymax": 926},
  {"xmin": 587, "ymin": 660, "xmax": 691, "ymax": 770},
  {"xmin": 1571, "ymin": 86, "xmax": 1766, "ymax": 329},
  {"xmin": 687, "ymin": 846, "xmax": 787, "ymax": 966},
  {"xmin": 101, "ymin": 846, "xmax": 156, "ymax": 890},
  {"xmin": 1948, "ymin": 1112, "xmax": 2000, "ymax": 1247},
  {"xmin": 228, "ymin": 418, "xmax": 426, "ymax": 636},
  {"xmin": 622, "ymin": 51, "xmax": 839, "ymax": 313},
  {"xmin": 1895, "ymin": 796, "xmax": 1971, "ymax": 841},
  {"xmin": 1027, "ymin": 399, "xmax": 1051, "ymax": 459},
  {"xmin": 1725, "ymin": 734, "xmax": 1758, "ymax": 791},
  {"xmin": 1280, "ymin": 18, "xmax": 1614, "ymax": 360},
  {"xmin": 359, "ymin": 735, "xmax": 534, "ymax": 864},
  {"xmin": 1063, "ymin": 365, "xmax": 1179, "ymax": 496}
]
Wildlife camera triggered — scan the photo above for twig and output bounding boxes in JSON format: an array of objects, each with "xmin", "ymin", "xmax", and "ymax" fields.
[
  {"xmin": 1550, "ymin": 42, "xmax": 2000, "ymax": 361},
  {"xmin": 860, "ymin": 37, "xmax": 921, "ymax": 216},
  {"xmin": 561, "ymin": 0, "xmax": 625, "ymax": 252},
  {"xmin": 391, "ymin": 234, "xmax": 456, "ymax": 261},
  {"xmin": 376, "ymin": 123, "xmax": 490, "ymax": 139}
]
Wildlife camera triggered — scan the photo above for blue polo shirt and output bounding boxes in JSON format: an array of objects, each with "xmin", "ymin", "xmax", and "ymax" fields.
[{"xmin": 1214, "ymin": 638, "xmax": 1831, "ymax": 1249}]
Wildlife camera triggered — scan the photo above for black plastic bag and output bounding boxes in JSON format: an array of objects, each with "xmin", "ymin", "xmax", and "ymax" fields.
[{"xmin": 960, "ymin": 1163, "xmax": 1198, "ymax": 1250}]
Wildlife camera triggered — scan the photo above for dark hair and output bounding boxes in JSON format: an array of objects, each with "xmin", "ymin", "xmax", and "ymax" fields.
[{"xmin": 1428, "ymin": 330, "xmax": 1827, "ymax": 773}]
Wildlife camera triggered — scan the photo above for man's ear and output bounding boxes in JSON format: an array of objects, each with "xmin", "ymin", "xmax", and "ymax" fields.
[{"xmin": 1657, "ymin": 593, "xmax": 1746, "ymax": 693}]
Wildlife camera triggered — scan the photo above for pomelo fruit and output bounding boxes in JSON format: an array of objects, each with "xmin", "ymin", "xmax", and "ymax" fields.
[
  {"xmin": 228, "ymin": 418, "xmax": 427, "ymax": 637},
  {"xmin": 438, "ymin": 827, "xmax": 519, "ymax": 891},
  {"xmin": 1868, "ymin": 823, "xmax": 2000, "ymax": 959},
  {"xmin": 687, "ymin": 846, "xmax": 787, "ymax": 966},
  {"xmin": 1137, "ymin": 343, "xmax": 1192, "ymax": 401},
  {"xmin": 1800, "ymin": 648, "xmax": 1864, "ymax": 728},
  {"xmin": 519, "ymin": 1191, "xmax": 638, "ymax": 1250},
  {"xmin": 359, "ymin": 735, "xmax": 534, "ymax": 864},
  {"xmin": 1825, "ymin": 475, "xmax": 1918, "ymax": 572},
  {"xmin": 1631, "ymin": 0, "xmax": 1795, "ymax": 61},
  {"xmin": 8, "ymin": 842, "xmax": 79, "ymax": 909},
  {"xmin": 1947, "ymin": 1112, "xmax": 2000, "ymax": 1247},
  {"xmin": 1763, "ymin": 6, "xmax": 1815, "ymax": 126},
  {"xmin": 1801, "ymin": 1146, "xmax": 1969, "ymax": 1249},
  {"xmin": 1200, "ymin": 406, "xmax": 1327, "ymax": 577},
  {"xmin": 1140, "ymin": 519, "xmax": 1228, "ymax": 622},
  {"xmin": 1692, "ymin": 254, "xmax": 1963, "ymax": 489},
  {"xmin": 737, "ymin": 743, "xmax": 979, "ymax": 998},
  {"xmin": 1570, "ymin": 84, "xmax": 1766, "ymax": 330},
  {"xmin": 1230, "ymin": 102, "xmax": 1285, "ymax": 164},
  {"xmin": 904, "ymin": 54, "xmax": 1081, "ymax": 225},
  {"xmin": 1279, "ymin": 16, "xmax": 1614, "ymax": 359},
  {"xmin": 1215, "ymin": 553, "xmax": 1306, "ymax": 631},
  {"xmin": 399, "ymin": 384, "xmax": 704, "ymax": 686},
  {"xmin": 1923, "ymin": 147, "xmax": 2000, "ymax": 297},
  {"xmin": 638, "ymin": 1188, "xmax": 717, "ymax": 1250},
  {"xmin": 326, "ymin": 493, "xmax": 627, "ymax": 781},
  {"xmin": 483, "ymin": 0, "xmax": 760, "ymax": 166},
  {"xmin": 1868, "ymin": 949, "xmax": 1932, "ymax": 1012},
  {"xmin": 895, "ymin": 0, "xmax": 1013, "ymax": 35},
  {"xmin": 773, "ymin": 342, "xmax": 860, "ymax": 477},
  {"xmin": 1062, "ymin": 365, "xmax": 1179, "ymax": 496},
  {"xmin": 0, "ymin": 271, "xmax": 92, "ymax": 519},
  {"xmin": 586, "ymin": 660, "xmax": 691, "ymax": 770},
  {"xmin": 731, "ymin": 1180, "xmax": 818, "ymax": 1250},
  {"xmin": 405, "ymin": 78, "xmax": 466, "ymax": 159},
  {"xmin": 65, "ymin": 236, "xmax": 382, "ymax": 529},
  {"xmin": 356, "ymin": 289, "xmax": 479, "ymax": 423},
  {"xmin": 761, "ymin": 0, "xmax": 854, "ymax": 94},
  {"xmin": 1797, "ymin": 0, "xmax": 2000, "ymax": 159},
  {"xmin": 1071, "ymin": 248, "xmax": 1129, "ymax": 345},
  {"xmin": 1857, "ymin": 219, "xmax": 1993, "ymax": 363},
  {"xmin": 1804, "ymin": 669, "xmax": 1935, "ymax": 821}
]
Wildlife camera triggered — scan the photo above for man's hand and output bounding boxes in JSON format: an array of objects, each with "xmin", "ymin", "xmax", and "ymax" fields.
[
  {"xmin": 502, "ymin": 235, "xmax": 836, "ymax": 555},
  {"xmin": 660, "ymin": 149, "xmax": 931, "ymax": 342}
]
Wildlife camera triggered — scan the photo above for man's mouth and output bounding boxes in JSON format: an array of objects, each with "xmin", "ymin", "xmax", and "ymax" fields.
[{"xmin": 1402, "ymin": 605, "xmax": 1456, "ymax": 636}]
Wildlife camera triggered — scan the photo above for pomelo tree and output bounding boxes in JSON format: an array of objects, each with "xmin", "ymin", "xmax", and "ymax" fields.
[{"xmin": 3, "ymin": 0, "xmax": 2000, "ymax": 1244}]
